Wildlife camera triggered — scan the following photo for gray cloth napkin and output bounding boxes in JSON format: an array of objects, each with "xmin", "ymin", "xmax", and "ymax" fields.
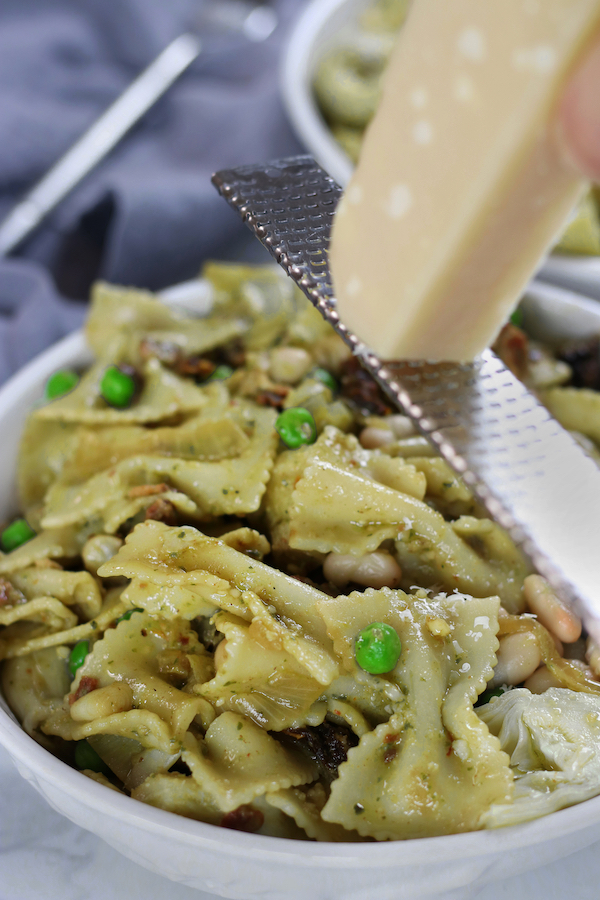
[{"xmin": 0, "ymin": 0, "xmax": 305, "ymax": 383}]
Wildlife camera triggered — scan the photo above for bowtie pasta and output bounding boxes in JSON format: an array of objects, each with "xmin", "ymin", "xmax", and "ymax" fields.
[{"xmin": 2, "ymin": 262, "xmax": 600, "ymax": 840}]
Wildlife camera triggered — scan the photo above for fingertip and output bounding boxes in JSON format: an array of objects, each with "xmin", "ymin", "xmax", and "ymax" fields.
[{"xmin": 558, "ymin": 33, "xmax": 600, "ymax": 181}]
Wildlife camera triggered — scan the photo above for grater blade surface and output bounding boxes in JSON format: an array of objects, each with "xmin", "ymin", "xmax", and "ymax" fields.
[{"xmin": 212, "ymin": 154, "xmax": 600, "ymax": 634}]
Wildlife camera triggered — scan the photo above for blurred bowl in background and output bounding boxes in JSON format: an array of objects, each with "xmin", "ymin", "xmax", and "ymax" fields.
[
  {"xmin": 281, "ymin": 0, "xmax": 600, "ymax": 299},
  {"xmin": 281, "ymin": 0, "xmax": 367, "ymax": 187}
]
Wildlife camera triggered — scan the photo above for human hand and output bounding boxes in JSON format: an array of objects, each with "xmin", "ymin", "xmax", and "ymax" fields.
[{"xmin": 559, "ymin": 34, "xmax": 600, "ymax": 181}]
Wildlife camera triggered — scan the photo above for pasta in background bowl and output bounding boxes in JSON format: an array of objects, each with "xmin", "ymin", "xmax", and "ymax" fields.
[{"xmin": 1, "ymin": 271, "xmax": 600, "ymax": 898}]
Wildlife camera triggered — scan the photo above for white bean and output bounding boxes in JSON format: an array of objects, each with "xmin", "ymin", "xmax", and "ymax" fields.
[
  {"xmin": 269, "ymin": 347, "xmax": 312, "ymax": 384},
  {"xmin": 70, "ymin": 681, "xmax": 133, "ymax": 722},
  {"xmin": 387, "ymin": 415, "xmax": 416, "ymax": 439},
  {"xmin": 488, "ymin": 632, "xmax": 541, "ymax": 689},
  {"xmin": 523, "ymin": 665, "xmax": 563, "ymax": 694},
  {"xmin": 82, "ymin": 534, "xmax": 124, "ymax": 576},
  {"xmin": 323, "ymin": 551, "xmax": 402, "ymax": 589},
  {"xmin": 523, "ymin": 574, "xmax": 582, "ymax": 644},
  {"xmin": 359, "ymin": 426, "xmax": 395, "ymax": 449}
]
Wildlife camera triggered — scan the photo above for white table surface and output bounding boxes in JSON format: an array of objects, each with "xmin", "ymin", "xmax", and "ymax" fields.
[{"xmin": 1, "ymin": 743, "xmax": 599, "ymax": 900}]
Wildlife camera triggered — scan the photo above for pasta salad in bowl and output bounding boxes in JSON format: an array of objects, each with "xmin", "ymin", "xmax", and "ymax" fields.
[{"xmin": 1, "ymin": 265, "xmax": 600, "ymax": 898}]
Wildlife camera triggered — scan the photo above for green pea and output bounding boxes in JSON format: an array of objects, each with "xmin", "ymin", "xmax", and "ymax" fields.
[
  {"xmin": 209, "ymin": 365, "xmax": 234, "ymax": 381},
  {"xmin": 310, "ymin": 367, "xmax": 337, "ymax": 394},
  {"xmin": 355, "ymin": 622, "xmax": 401, "ymax": 675},
  {"xmin": 45, "ymin": 369, "xmax": 79, "ymax": 400},
  {"xmin": 510, "ymin": 308, "xmax": 524, "ymax": 328},
  {"xmin": 74, "ymin": 740, "xmax": 111, "ymax": 775},
  {"xmin": 115, "ymin": 608, "xmax": 144, "ymax": 624},
  {"xmin": 69, "ymin": 640, "xmax": 90, "ymax": 677},
  {"xmin": 100, "ymin": 366, "xmax": 136, "ymax": 408},
  {"xmin": 275, "ymin": 407, "xmax": 317, "ymax": 449},
  {"xmin": 1, "ymin": 518, "xmax": 35, "ymax": 553}
]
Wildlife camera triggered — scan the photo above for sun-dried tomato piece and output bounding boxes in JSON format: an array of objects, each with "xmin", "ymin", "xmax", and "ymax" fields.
[
  {"xmin": 221, "ymin": 805, "xmax": 264, "ymax": 833},
  {"xmin": 68, "ymin": 676, "xmax": 99, "ymax": 705},
  {"xmin": 145, "ymin": 499, "xmax": 177, "ymax": 526},
  {"xmin": 174, "ymin": 357, "xmax": 216, "ymax": 379},
  {"xmin": 339, "ymin": 357, "xmax": 392, "ymax": 416},
  {"xmin": 254, "ymin": 387, "xmax": 290, "ymax": 408},
  {"xmin": 492, "ymin": 323, "xmax": 529, "ymax": 381},
  {"xmin": 277, "ymin": 721, "xmax": 359, "ymax": 779}
]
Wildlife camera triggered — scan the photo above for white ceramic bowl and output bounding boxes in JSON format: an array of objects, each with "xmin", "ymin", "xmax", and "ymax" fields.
[
  {"xmin": 281, "ymin": 0, "xmax": 366, "ymax": 188},
  {"xmin": 281, "ymin": 0, "xmax": 600, "ymax": 299},
  {"xmin": 1, "ymin": 280, "xmax": 600, "ymax": 900}
]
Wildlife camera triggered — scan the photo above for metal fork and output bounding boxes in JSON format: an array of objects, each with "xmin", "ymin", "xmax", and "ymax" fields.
[{"xmin": 0, "ymin": 1, "xmax": 277, "ymax": 257}]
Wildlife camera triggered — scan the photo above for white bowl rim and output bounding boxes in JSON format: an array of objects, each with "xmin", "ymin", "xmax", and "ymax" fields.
[
  {"xmin": 2, "ymin": 284, "xmax": 600, "ymax": 865},
  {"xmin": 281, "ymin": 0, "xmax": 358, "ymax": 186},
  {"xmin": 4, "ymin": 690, "xmax": 600, "ymax": 866}
]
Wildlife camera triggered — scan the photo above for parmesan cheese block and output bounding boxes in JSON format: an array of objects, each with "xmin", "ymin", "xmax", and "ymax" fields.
[{"xmin": 329, "ymin": 0, "xmax": 600, "ymax": 362}]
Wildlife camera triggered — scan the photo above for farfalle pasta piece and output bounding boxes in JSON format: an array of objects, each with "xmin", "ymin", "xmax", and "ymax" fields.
[
  {"xmin": 101, "ymin": 521, "xmax": 334, "ymax": 648},
  {"xmin": 55, "ymin": 411, "xmax": 248, "ymax": 488},
  {"xmin": 0, "ymin": 590, "xmax": 128, "ymax": 660},
  {"xmin": 320, "ymin": 669, "xmax": 404, "ymax": 731},
  {"xmin": 317, "ymin": 588, "xmax": 512, "ymax": 839},
  {"xmin": 0, "ymin": 524, "xmax": 94, "ymax": 575},
  {"xmin": 41, "ymin": 407, "xmax": 277, "ymax": 529},
  {"xmin": 42, "ymin": 707, "xmax": 179, "ymax": 755},
  {"xmin": 133, "ymin": 773, "xmax": 305, "ymax": 838},
  {"xmin": 0, "ymin": 597, "xmax": 77, "ymax": 642},
  {"xmin": 266, "ymin": 786, "xmax": 362, "ymax": 842},
  {"xmin": 1, "ymin": 646, "xmax": 71, "ymax": 741},
  {"xmin": 88, "ymin": 734, "xmax": 183, "ymax": 790},
  {"xmin": 408, "ymin": 456, "xmax": 482, "ymax": 519},
  {"xmin": 219, "ymin": 527, "xmax": 270, "ymax": 560},
  {"xmin": 121, "ymin": 574, "xmax": 244, "ymax": 623},
  {"xmin": 102, "ymin": 489, "xmax": 197, "ymax": 535},
  {"xmin": 290, "ymin": 449, "xmax": 528, "ymax": 610},
  {"xmin": 68, "ymin": 611, "xmax": 212, "ymax": 740},
  {"xmin": 35, "ymin": 356, "xmax": 209, "ymax": 426},
  {"xmin": 9, "ymin": 567, "xmax": 102, "ymax": 619},
  {"xmin": 309, "ymin": 428, "xmax": 427, "ymax": 500},
  {"xmin": 132, "ymin": 771, "xmax": 224, "ymax": 824},
  {"xmin": 263, "ymin": 427, "xmax": 426, "ymax": 566},
  {"xmin": 238, "ymin": 590, "xmax": 338, "ymax": 685},
  {"xmin": 181, "ymin": 712, "xmax": 317, "ymax": 812},
  {"xmin": 86, "ymin": 281, "xmax": 246, "ymax": 360},
  {"xmin": 200, "ymin": 611, "xmax": 335, "ymax": 731},
  {"xmin": 290, "ymin": 460, "xmax": 424, "ymax": 554},
  {"xmin": 203, "ymin": 261, "xmax": 301, "ymax": 352},
  {"xmin": 17, "ymin": 417, "xmax": 79, "ymax": 516}
]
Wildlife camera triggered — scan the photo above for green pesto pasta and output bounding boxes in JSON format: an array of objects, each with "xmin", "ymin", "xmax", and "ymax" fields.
[{"xmin": 2, "ymin": 263, "xmax": 600, "ymax": 840}]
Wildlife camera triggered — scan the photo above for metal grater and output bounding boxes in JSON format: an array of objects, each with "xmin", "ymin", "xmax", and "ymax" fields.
[{"xmin": 212, "ymin": 154, "xmax": 600, "ymax": 635}]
